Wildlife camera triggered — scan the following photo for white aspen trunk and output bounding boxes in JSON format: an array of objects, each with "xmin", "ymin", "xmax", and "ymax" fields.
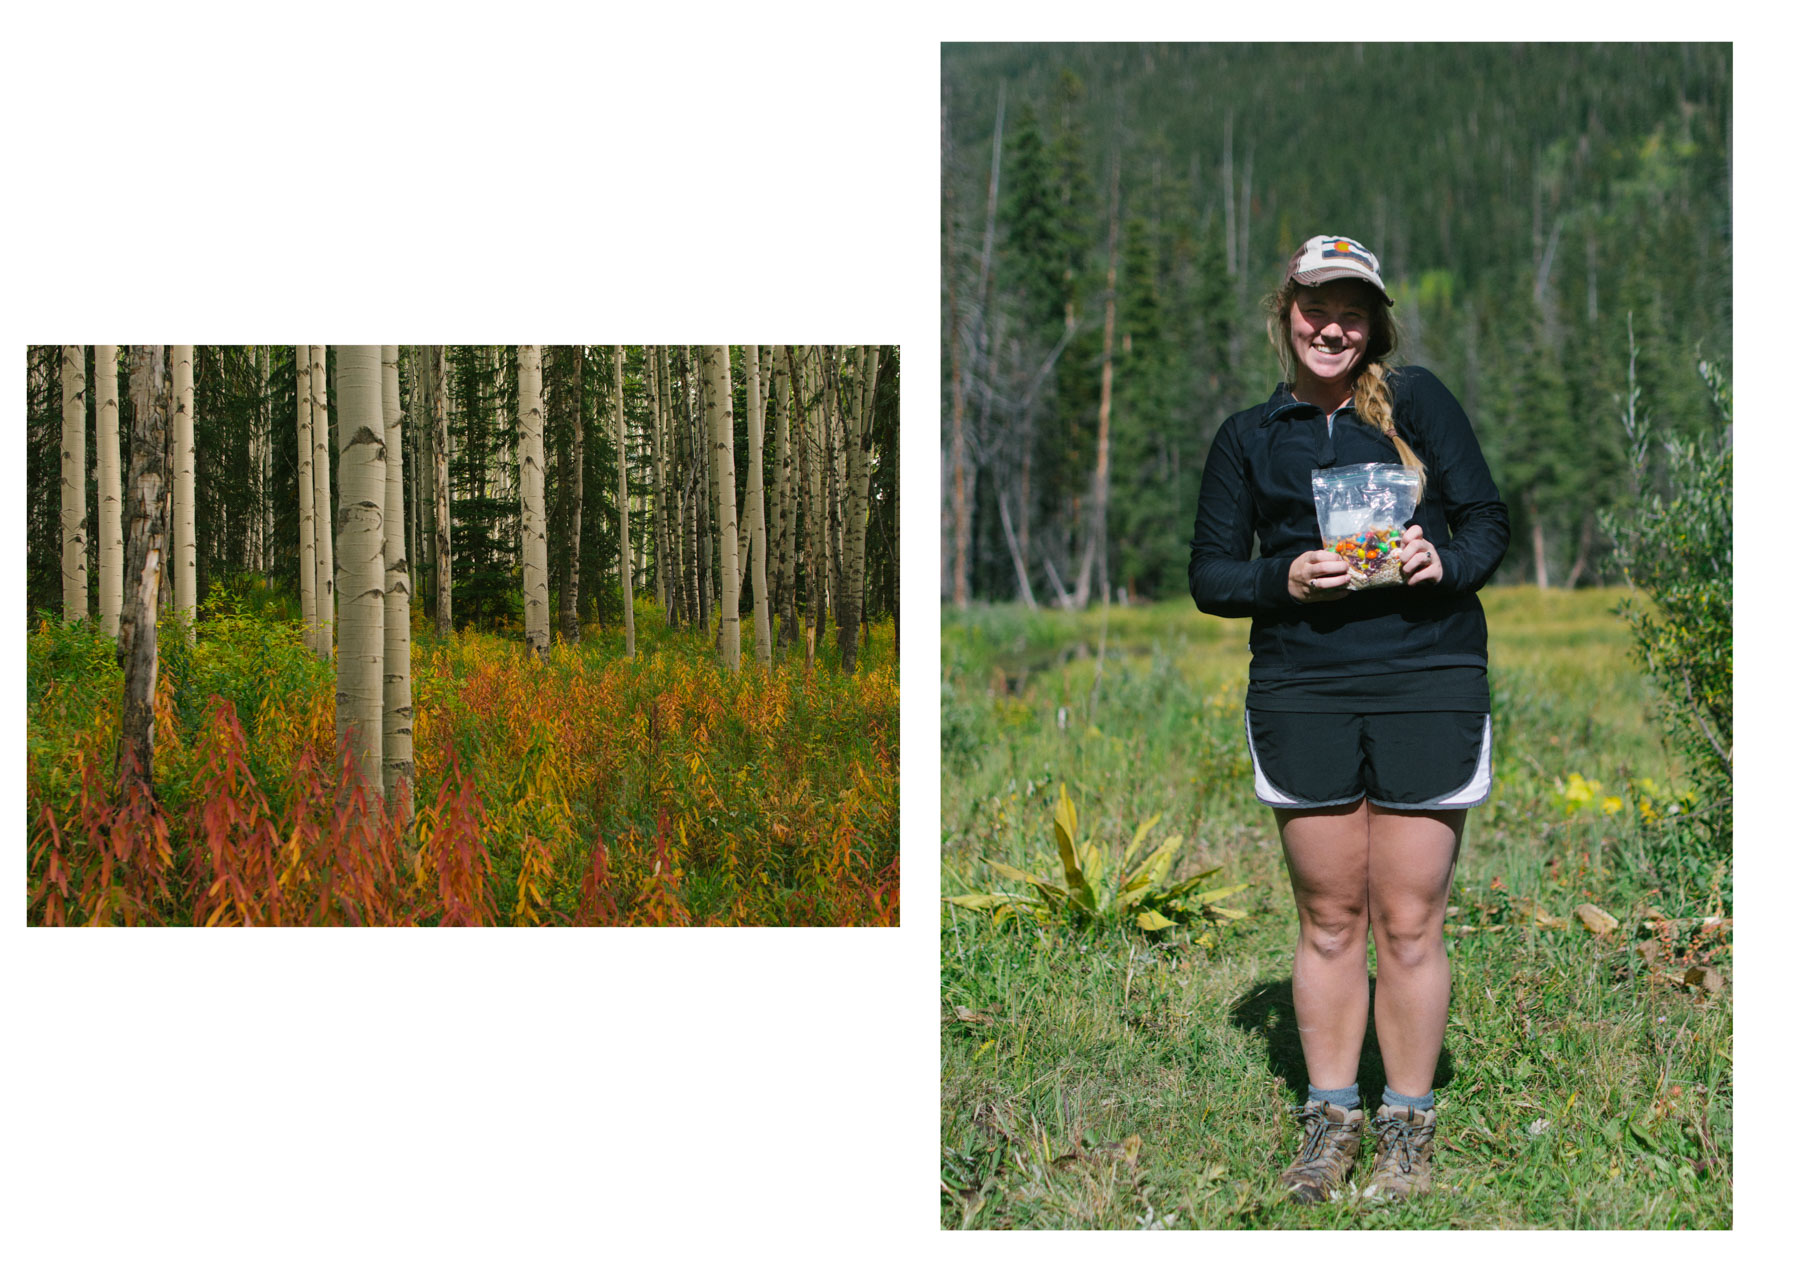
[
  {"xmin": 381, "ymin": 345, "xmax": 413, "ymax": 823},
  {"xmin": 705, "ymin": 345, "xmax": 740, "ymax": 670},
  {"xmin": 408, "ymin": 348, "xmax": 423, "ymax": 598},
  {"xmin": 297, "ymin": 347, "xmax": 317, "ymax": 649},
  {"xmin": 61, "ymin": 346, "xmax": 87, "ymax": 622},
  {"xmin": 119, "ymin": 346, "xmax": 167, "ymax": 790},
  {"xmin": 646, "ymin": 344, "xmax": 667, "ymax": 615},
  {"xmin": 311, "ymin": 345, "xmax": 334, "ymax": 656},
  {"xmin": 519, "ymin": 344, "xmax": 550, "ymax": 657},
  {"xmin": 259, "ymin": 346, "xmax": 273, "ymax": 578},
  {"xmin": 799, "ymin": 348, "xmax": 828, "ymax": 656},
  {"xmin": 334, "ymin": 346, "xmax": 386, "ymax": 805},
  {"xmin": 159, "ymin": 355, "xmax": 173, "ymax": 615},
  {"xmin": 662, "ymin": 346, "xmax": 683, "ymax": 626},
  {"xmin": 744, "ymin": 343, "xmax": 771, "ymax": 667},
  {"xmin": 615, "ymin": 345, "xmax": 635, "ymax": 658},
  {"xmin": 677, "ymin": 348, "xmax": 695, "ymax": 627},
  {"xmin": 838, "ymin": 345, "xmax": 876, "ymax": 672},
  {"xmin": 95, "ymin": 344, "xmax": 123, "ymax": 638},
  {"xmin": 821, "ymin": 351, "xmax": 843, "ymax": 649},
  {"xmin": 431, "ymin": 345, "xmax": 452, "ymax": 638},
  {"xmin": 696, "ymin": 347, "xmax": 714, "ymax": 640},
  {"xmin": 667, "ymin": 347, "xmax": 690, "ymax": 627},
  {"xmin": 172, "ymin": 345, "xmax": 196, "ymax": 639},
  {"xmin": 491, "ymin": 345, "xmax": 514, "ymax": 515}
]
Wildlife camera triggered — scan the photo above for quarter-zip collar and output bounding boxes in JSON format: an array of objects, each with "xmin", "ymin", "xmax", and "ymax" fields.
[{"xmin": 1259, "ymin": 383, "xmax": 1352, "ymax": 466}]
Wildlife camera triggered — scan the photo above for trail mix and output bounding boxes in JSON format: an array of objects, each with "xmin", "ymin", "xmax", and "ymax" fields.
[{"xmin": 1332, "ymin": 525, "xmax": 1404, "ymax": 588}]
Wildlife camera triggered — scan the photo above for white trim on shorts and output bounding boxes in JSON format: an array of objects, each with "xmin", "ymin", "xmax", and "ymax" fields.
[
  {"xmin": 1243, "ymin": 710, "xmax": 1365, "ymax": 809},
  {"xmin": 1367, "ymin": 715, "xmax": 1493, "ymax": 811}
]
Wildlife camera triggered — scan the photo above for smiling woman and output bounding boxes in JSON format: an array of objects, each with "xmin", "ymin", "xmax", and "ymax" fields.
[{"xmin": 1187, "ymin": 233, "xmax": 1510, "ymax": 1203}]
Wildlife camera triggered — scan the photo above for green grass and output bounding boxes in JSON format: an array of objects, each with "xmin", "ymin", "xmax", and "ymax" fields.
[{"xmin": 940, "ymin": 587, "xmax": 1731, "ymax": 1229}]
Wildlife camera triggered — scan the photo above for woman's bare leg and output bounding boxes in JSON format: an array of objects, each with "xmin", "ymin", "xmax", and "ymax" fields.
[
  {"xmin": 1366, "ymin": 806, "xmax": 1464, "ymax": 1097},
  {"xmin": 1276, "ymin": 801, "xmax": 1372, "ymax": 1091}
]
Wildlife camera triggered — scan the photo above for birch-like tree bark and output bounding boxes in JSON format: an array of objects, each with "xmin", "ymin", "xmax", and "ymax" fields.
[
  {"xmin": 118, "ymin": 345, "xmax": 167, "ymax": 791},
  {"xmin": 695, "ymin": 347, "xmax": 714, "ymax": 639},
  {"xmin": 297, "ymin": 347, "xmax": 317, "ymax": 650},
  {"xmin": 431, "ymin": 345, "xmax": 452, "ymax": 638},
  {"xmin": 704, "ymin": 345, "xmax": 741, "ymax": 670},
  {"xmin": 792, "ymin": 346, "xmax": 827, "ymax": 666},
  {"xmin": 335, "ymin": 345, "xmax": 386, "ymax": 805},
  {"xmin": 311, "ymin": 345, "xmax": 334, "ymax": 655},
  {"xmin": 821, "ymin": 350, "xmax": 843, "ymax": 656},
  {"xmin": 646, "ymin": 345, "xmax": 669, "ymax": 619},
  {"xmin": 615, "ymin": 345, "xmax": 634, "ymax": 658},
  {"xmin": 259, "ymin": 346, "xmax": 273, "ymax": 578},
  {"xmin": 837, "ymin": 345, "xmax": 878, "ymax": 671},
  {"xmin": 519, "ymin": 344, "xmax": 550, "ymax": 657},
  {"xmin": 61, "ymin": 346, "xmax": 87, "ymax": 622},
  {"xmin": 381, "ymin": 346, "xmax": 413, "ymax": 823},
  {"xmin": 744, "ymin": 344, "xmax": 771, "ymax": 667},
  {"xmin": 172, "ymin": 345, "xmax": 196, "ymax": 639},
  {"xmin": 670, "ymin": 346, "xmax": 692, "ymax": 628},
  {"xmin": 408, "ymin": 348, "xmax": 423, "ymax": 599},
  {"xmin": 95, "ymin": 345, "xmax": 123, "ymax": 638}
]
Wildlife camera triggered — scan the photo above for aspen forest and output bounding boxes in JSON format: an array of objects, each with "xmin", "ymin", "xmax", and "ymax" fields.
[{"xmin": 26, "ymin": 343, "xmax": 900, "ymax": 927}]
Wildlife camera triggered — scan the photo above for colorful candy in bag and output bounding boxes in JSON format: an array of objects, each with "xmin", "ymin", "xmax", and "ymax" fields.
[{"xmin": 1311, "ymin": 463, "xmax": 1421, "ymax": 590}]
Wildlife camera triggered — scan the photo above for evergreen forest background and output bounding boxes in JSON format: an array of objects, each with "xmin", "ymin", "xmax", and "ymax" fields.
[{"xmin": 940, "ymin": 42, "xmax": 1731, "ymax": 604}]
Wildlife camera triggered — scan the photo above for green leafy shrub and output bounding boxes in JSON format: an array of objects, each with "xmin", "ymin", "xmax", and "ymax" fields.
[{"xmin": 1598, "ymin": 346, "xmax": 1731, "ymax": 872}]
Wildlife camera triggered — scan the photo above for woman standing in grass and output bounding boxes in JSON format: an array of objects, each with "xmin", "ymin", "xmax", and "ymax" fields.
[{"xmin": 1188, "ymin": 235, "xmax": 1509, "ymax": 1202}]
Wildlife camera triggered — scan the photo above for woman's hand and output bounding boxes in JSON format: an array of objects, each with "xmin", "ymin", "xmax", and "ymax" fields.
[
  {"xmin": 1288, "ymin": 550, "xmax": 1352, "ymax": 603},
  {"xmin": 1400, "ymin": 524, "xmax": 1443, "ymax": 586}
]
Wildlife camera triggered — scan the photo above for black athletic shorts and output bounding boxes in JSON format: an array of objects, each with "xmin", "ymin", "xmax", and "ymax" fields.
[{"xmin": 1243, "ymin": 708, "xmax": 1492, "ymax": 810}]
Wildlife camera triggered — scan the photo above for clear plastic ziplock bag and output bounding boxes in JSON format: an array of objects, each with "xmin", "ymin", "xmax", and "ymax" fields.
[{"xmin": 1311, "ymin": 463, "xmax": 1421, "ymax": 590}]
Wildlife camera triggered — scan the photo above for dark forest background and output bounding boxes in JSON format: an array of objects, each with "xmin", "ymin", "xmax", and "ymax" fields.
[{"xmin": 940, "ymin": 42, "xmax": 1731, "ymax": 604}]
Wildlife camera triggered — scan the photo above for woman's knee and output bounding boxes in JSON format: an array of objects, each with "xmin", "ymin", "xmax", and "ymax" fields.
[
  {"xmin": 1371, "ymin": 908, "xmax": 1444, "ymax": 968},
  {"xmin": 1296, "ymin": 902, "xmax": 1368, "ymax": 960}
]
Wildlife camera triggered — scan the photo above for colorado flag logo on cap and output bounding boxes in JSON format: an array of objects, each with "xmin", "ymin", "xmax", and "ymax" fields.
[{"xmin": 1322, "ymin": 238, "xmax": 1375, "ymax": 269}]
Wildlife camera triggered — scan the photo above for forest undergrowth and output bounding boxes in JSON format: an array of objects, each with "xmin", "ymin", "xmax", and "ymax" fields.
[{"xmin": 27, "ymin": 592, "xmax": 898, "ymax": 927}]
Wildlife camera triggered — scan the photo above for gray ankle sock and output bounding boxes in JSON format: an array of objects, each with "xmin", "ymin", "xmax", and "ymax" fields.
[
  {"xmin": 1307, "ymin": 1083, "xmax": 1360, "ymax": 1109},
  {"xmin": 1381, "ymin": 1085, "xmax": 1434, "ymax": 1112}
]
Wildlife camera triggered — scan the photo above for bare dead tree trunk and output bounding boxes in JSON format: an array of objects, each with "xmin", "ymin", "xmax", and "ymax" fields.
[
  {"xmin": 945, "ymin": 100, "xmax": 972, "ymax": 611},
  {"xmin": 1073, "ymin": 153, "xmax": 1120, "ymax": 610}
]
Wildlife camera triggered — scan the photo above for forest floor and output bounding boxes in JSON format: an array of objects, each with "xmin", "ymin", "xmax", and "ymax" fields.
[
  {"xmin": 27, "ymin": 588, "xmax": 898, "ymax": 927},
  {"xmin": 940, "ymin": 588, "xmax": 1731, "ymax": 1229}
]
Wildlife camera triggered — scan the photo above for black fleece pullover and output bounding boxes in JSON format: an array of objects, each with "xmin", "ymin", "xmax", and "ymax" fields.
[{"xmin": 1188, "ymin": 365, "xmax": 1510, "ymax": 688}]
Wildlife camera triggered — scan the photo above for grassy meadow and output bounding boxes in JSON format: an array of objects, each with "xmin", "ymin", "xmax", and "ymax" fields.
[
  {"xmin": 27, "ymin": 587, "xmax": 899, "ymax": 927},
  {"xmin": 940, "ymin": 587, "xmax": 1730, "ymax": 1229}
]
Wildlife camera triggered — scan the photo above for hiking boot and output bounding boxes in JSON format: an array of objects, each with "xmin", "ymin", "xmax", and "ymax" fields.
[
  {"xmin": 1278, "ymin": 1099, "xmax": 1364, "ymax": 1203},
  {"xmin": 1362, "ymin": 1104, "xmax": 1437, "ymax": 1199}
]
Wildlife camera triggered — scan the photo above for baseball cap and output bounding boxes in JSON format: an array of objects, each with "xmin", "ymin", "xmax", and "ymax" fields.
[{"xmin": 1286, "ymin": 235, "xmax": 1394, "ymax": 305}]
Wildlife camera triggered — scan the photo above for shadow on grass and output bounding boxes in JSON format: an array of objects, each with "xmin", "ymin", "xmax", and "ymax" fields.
[{"xmin": 1228, "ymin": 977, "xmax": 1457, "ymax": 1100}]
